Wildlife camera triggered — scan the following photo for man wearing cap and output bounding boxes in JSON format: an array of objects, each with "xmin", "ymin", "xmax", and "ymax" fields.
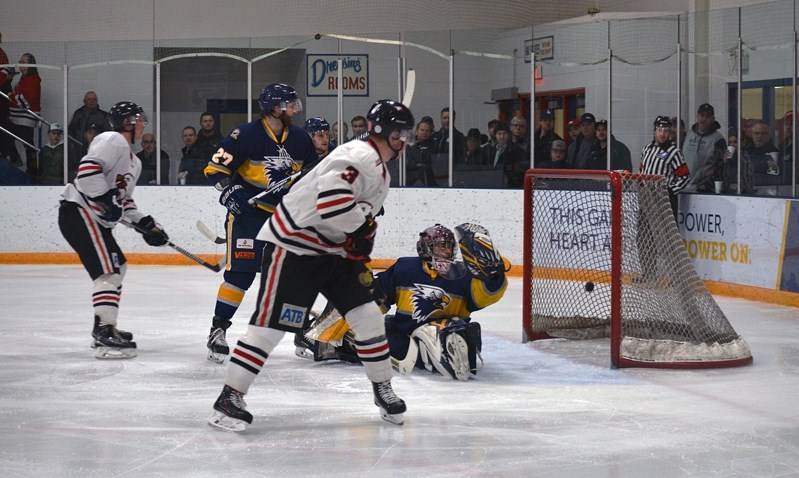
[
  {"xmin": 38, "ymin": 122, "xmax": 65, "ymax": 185},
  {"xmin": 683, "ymin": 103, "xmax": 726, "ymax": 192},
  {"xmin": 465, "ymin": 128, "xmax": 483, "ymax": 165},
  {"xmin": 566, "ymin": 119, "xmax": 581, "ymax": 143},
  {"xmin": 566, "ymin": 112, "xmax": 603, "ymax": 170},
  {"xmin": 536, "ymin": 139, "xmax": 570, "ymax": 169},
  {"xmin": 596, "ymin": 119, "xmax": 632, "ymax": 171},
  {"xmin": 533, "ymin": 109, "xmax": 562, "ymax": 165}
]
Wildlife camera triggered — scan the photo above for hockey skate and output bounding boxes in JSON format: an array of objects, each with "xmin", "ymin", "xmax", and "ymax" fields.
[
  {"xmin": 372, "ymin": 380, "xmax": 406, "ymax": 426},
  {"xmin": 92, "ymin": 318, "xmax": 137, "ymax": 359},
  {"xmin": 207, "ymin": 317, "xmax": 231, "ymax": 363},
  {"xmin": 208, "ymin": 385, "xmax": 252, "ymax": 432}
]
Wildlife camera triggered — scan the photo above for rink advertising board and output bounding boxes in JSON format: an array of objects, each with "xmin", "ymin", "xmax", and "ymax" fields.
[
  {"xmin": 306, "ymin": 54, "xmax": 369, "ymax": 97},
  {"xmin": 678, "ymin": 195, "xmax": 793, "ymax": 290}
]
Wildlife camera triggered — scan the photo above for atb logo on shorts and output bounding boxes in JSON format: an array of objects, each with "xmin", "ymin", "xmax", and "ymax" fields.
[
  {"xmin": 278, "ymin": 304, "xmax": 307, "ymax": 329},
  {"xmin": 235, "ymin": 251, "xmax": 256, "ymax": 259}
]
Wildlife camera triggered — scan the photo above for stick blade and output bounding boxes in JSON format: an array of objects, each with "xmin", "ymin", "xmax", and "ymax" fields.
[{"xmin": 402, "ymin": 69, "xmax": 416, "ymax": 107}]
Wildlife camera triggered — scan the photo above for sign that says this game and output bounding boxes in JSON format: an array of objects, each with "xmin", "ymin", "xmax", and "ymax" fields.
[{"xmin": 307, "ymin": 54, "xmax": 369, "ymax": 97}]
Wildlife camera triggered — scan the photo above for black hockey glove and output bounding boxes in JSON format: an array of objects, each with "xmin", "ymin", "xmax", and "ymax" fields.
[
  {"xmin": 138, "ymin": 215, "xmax": 169, "ymax": 247},
  {"xmin": 343, "ymin": 216, "xmax": 377, "ymax": 262},
  {"xmin": 91, "ymin": 188, "xmax": 122, "ymax": 222},
  {"xmin": 456, "ymin": 223, "xmax": 505, "ymax": 282},
  {"xmin": 219, "ymin": 184, "xmax": 251, "ymax": 217}
]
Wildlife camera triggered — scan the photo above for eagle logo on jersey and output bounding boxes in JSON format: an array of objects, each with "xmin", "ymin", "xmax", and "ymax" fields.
[
  {"xmin": 410, "ymin": 283, "xmax": 451, "ymax": 323},
  {"xmin": 262, "ymin": 149, "xmax": 300, "ymax": 184}
]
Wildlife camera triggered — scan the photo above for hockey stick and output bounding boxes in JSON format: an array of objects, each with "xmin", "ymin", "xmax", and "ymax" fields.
[
  {"xmin": 120, "ymin": 219, "xmax": 222, "ymax": 272},
  {"xmin": 402, "ymin": 68, "xmax": 416, "ymax": 107},
  {"xmin": 196, "ymin": 220, "xmax": 226, "ymax": 244}
]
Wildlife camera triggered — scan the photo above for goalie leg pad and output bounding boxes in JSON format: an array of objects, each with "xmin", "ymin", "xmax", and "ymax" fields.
[{"xmin": 411, "ymin": 319, "xmax": 482, "ymax": 380}]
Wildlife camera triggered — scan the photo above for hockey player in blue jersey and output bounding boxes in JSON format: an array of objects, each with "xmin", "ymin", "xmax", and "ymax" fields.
[
  {"xmin": 203, "ymin": 83, "xmax": 318, "ymax": 363},
  {"xmin": 304, "ymin": 116, "xmax": 333, "ymax": 159},
  {"xmin": 295, "ymin": 222, "xmax": 508, "ymax": 381}
]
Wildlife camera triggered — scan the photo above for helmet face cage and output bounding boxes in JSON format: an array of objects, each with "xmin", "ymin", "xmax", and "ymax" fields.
[
  {"xmin": 259, "ymin": 83, "xmax": 303, "ymax": 114},
  {"xmin": 109, "ymin": 102, "xmax": 147, "ymax": 131},
  {"xmin": 417, "ymin": 224, "xmax": 456, "ymax": 273}
]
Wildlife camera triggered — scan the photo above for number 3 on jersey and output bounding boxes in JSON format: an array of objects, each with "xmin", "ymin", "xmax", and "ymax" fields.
[{"xmin": 341, "ymin": 166, "xmax": 359, "ymax": 184}]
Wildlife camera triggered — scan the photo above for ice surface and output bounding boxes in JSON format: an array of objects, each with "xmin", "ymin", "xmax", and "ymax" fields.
[{"xmin": 0, "ymin": 265, "xmax": 797, "ymax": 477}]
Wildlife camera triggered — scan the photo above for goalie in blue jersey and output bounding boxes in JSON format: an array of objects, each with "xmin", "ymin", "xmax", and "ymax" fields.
[{"xmin": 295, "ymin": 223, "xmax": 509, "ymax": 380}]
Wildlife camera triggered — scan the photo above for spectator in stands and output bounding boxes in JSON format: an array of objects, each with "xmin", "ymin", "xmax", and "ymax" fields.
[
  {"xmin": 671, "ymin": 116, "xmax": 687, "ymax": 146},
  {"xmin": 485, "ymin": 119, "xmax": 499, "ymax": 147},
  {"xmin": 330, "ymin": 121, "xmax": 348, "ymax": 149},
  {"xmin": 486, "ymin": 123, "xmax": 530, "ymax": 188},
  {"xmin": 431, "ymin": 107, "xmax": 465, "ymax": 164},
  {"xmin": 536, "ymin": 139, "xmax": 570, "ymax": 169},
  {"xmin": 7, "ymin": 53, "xmax": 41, "ymax": 173},
  {"xmin": 510, "ymin": 115, "xmax": 529, "ymax": 155},
  {"xmin": 402, "ymin": 117, "xmax": 437, "ymax": 187},
  {"xmin": 465, "ymin": 128, "xmax": 483, "ymax": 165},
  {"xmin": 533, "ymin": 109, "xmax": 561, "ymax": 164},
  {"xmin": 566, "ymin": 113, "xmax": 603, "ymax": 169},
  {"xmin": 137, "ymin": 133, "xmax": 170, "ymax": 185},
  {"xmin": 566, "ymin": 118, "xmax": 580, "ymax": 144},
  {"xmin": 350, "ymin": 115, "xmax": 367, "ymax": 140},
  {"xmin": 739, "ymin": 120, "xmax": 780, "ymax": 195},
  {"xmin": 683, "ymin": 103, "xmax": 726, "ymax": 193},
  {"xmin": 779, "ymin": 112, "xmax": 796, "ymax": 185},
  {"xmin": 83, "ymin": 123, "xmax": 101, "ymax": 153},
  {"xmin": 38, "ymin": 122, "xmax": 65, "ymax": 185},
  {"xmin": 177, "ymin": 126, "xmax": 206, "ymax": 185},
  {"xmin": 68, "ymin": 91, "xmax": 110, "ymax": 170},
  {"xmin": 596, "ymin": 119, "xmax": 632, "ymax": 171},
  {"xmin": 0, "ymin": 32, "xmax": 18, "ymax": 165},
  {"xmin": 196, "ymin": 112, "xmax": 224, "ymax": 159}
]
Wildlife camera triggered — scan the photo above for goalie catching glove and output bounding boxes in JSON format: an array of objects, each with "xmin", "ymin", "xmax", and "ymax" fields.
[
  {"xmin": 455, "ymin": 223, "xmax": 506, "ymax": 281},
  {"xmin": 343, "ymin": 215, "xmax": 377, "ymax": 262},
  {"xmin": 137, "ymin": 215, "xmax": 169, "ymax": 246},
  {"xmin": 91, "ymin": 188, "xmax": 122, "ymax": 222}
]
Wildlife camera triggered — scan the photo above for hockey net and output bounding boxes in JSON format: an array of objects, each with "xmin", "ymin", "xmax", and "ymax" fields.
[{"xmin": 522, "ymin": 170, "xmax": 752, "ymax": 369}]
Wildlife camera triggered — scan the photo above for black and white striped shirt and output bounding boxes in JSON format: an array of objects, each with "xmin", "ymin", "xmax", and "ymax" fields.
[{"xmin": 639, "ymin": 139, "xmax": 691, "ymax": 194}]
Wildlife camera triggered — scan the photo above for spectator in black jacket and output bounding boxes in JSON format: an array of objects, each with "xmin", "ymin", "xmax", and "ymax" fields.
[
  {"xmin": 596, "ymin": 119, "xmax": 632, "ymax": 171},
  {"xmin": 533, "ymin": 108, "xmax": 561, "ymax": 164}
]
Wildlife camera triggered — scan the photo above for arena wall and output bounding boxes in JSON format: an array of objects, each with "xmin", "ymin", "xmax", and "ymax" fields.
[{"xmin": 1, "ymin": 186, "xmax": 796, "ymax": 307}]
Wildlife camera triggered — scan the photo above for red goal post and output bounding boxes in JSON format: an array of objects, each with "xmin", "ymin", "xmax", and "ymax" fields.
[{"xmin": 522, "ymin": 169, "xmax": 752, "ymax": 369}]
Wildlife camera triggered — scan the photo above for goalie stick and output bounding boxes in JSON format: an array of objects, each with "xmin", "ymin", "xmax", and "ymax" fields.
[{"xmin": 120, "ymin": 219, "xmax": 223, "ymax": 272}]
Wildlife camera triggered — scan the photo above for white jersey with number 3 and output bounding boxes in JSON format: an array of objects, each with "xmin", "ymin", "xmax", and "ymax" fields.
[{"xmin": 257, "ymin": 139, "xmax": 390, "ymax": 257}]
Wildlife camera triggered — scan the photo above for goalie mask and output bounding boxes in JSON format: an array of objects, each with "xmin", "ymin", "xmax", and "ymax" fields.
[{"xmin": 417, "ymin": 224, "xmax": 456, "ymax": 274}]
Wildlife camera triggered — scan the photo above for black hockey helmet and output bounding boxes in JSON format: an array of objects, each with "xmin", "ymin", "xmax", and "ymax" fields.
[
  {"xmin": 109, "ymin": 101, "xmax": 147, "ymax": 131},
  {"xmin": 366, "ymin": 99, "xmax": 414, "ymax": 143},
  {"xmin": 654, "ymin": 115, "xmax": 672, "ymax": 129},
  {"xmin": 304, "ymin": 117, "xmax": 330, "ymax": 133},
  {"xmin": 258, "ymin": 83, "xmax": 302, "ymax": 114}
]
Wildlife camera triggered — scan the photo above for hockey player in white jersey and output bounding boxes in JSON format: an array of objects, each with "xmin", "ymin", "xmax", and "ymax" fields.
[
  {"xmin": 208, "ymin": 99, "xmax": 414, "ymax": 432},
  {"xmin": 58, "ymin": 101, "xmax": 169, "ymax": 359}
]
